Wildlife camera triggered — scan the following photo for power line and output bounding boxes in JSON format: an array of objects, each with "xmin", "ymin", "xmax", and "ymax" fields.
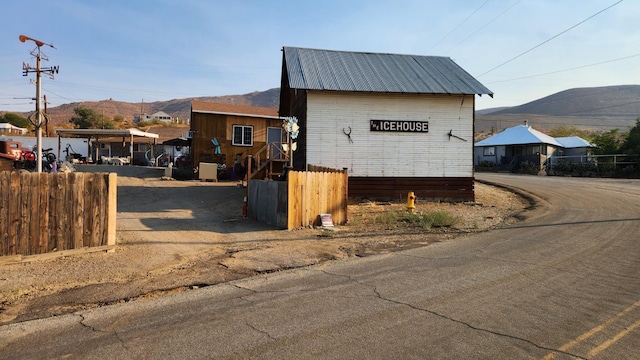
[
  {"xmin": 486, "ymin": 53, "xmax": 640, "ymax": 84},
  {"xmin": 445, "ymin": 0, "xmax": 522, "ymax": 54},
  {"xmin": 427, "ymin": 0, "xmax": 491, "ymax": 53},
  {"xmin": 477, "ymin": 0, "xmax": 624, "ymax": 77}
]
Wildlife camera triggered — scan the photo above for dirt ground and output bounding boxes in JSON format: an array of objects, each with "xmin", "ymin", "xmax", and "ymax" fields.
[{"xmin": 0, "ymin": 176, "xmax": 530, "ymax": 326}]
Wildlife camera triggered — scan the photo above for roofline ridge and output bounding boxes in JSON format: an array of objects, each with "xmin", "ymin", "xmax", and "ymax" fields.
[{"xmin": 283, "ymin": 46, "xmax": 450, "ymax": 59}]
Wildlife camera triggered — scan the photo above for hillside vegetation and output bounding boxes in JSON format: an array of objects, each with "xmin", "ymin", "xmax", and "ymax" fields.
[
  {"xmin": 477, "ymin": 85, "xmax": 640, "ymax": 133},
  {"xmin": 1, "ymin": 88, "xmax": 280, "ymax": 129},
  {"xmin": 2, "ymin": 85, "xmax": 639, "ymax": 134}
]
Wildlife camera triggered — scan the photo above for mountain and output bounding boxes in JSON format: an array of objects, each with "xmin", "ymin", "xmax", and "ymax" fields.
[
  {"xmin": 3, "ymin": 85, "xmax": 639, "ymax": 134},
  {"xmin": 476, "ymin": 85, "xmax": 640, "ymax": 133},
  {"xmin": 475, "ymin": 107, "xmax": 510, "ymax": 116},
  {"xmin": 1, "ymin": 88, "xmax": 280, "ymax": 129}
]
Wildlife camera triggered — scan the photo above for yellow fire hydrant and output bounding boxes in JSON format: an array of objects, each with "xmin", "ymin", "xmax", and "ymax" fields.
[{"xmin": 407, "ymin": 191, "xmax": 417, "ymax": 213}]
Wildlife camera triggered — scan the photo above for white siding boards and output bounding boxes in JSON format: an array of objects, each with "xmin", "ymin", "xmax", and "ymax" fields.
[
  {"xmin": 279, "ymin": 46, "xmax": 492, "ymax": 200},
  {"xmin": 306, "ymin": 92, "xmax": 474, "ymax": 178}
]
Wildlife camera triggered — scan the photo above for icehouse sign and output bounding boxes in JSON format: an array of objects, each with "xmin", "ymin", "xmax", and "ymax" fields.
[{"xmin": 370, "ymin": 120, "xmax": 429, "ymax": 133}]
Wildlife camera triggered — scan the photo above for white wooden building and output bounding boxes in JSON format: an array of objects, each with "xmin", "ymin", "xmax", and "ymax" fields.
[
  {"xmin": 279, "ymin": 47, "xmax": 493, "ymax": 201},
  {"xmin": 136, "ymin": 111, "xmax": 173, "ymax": 123}
]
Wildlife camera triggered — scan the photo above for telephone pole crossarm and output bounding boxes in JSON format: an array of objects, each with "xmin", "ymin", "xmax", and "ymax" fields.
[{"xmin": 19, "ymin": 34, "xmax": 59, "ymax": 173}]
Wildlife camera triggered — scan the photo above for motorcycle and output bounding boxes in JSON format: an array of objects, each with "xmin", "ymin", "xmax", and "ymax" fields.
[{"xmin": 16, "ymin": 146, "xmax": 57, "ymax": 172}]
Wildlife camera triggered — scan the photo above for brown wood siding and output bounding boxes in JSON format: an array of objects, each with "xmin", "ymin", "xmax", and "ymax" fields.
[
  {"xmin": 190, "ymin": 112, "xmax": 281, "ymax": 172},
  {"xmin": 191, "ymin": 112, "xmax": 228, "ymax": 168},
  {"xmin": 279, "ymin": 88, "xmax": 308, "ymax": 171},
  {"xmin": 348, "ymin": 176, "xmax": 474, "ymax": 202}
]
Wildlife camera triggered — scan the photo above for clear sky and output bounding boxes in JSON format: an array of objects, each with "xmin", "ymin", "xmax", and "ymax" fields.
[{"xmin": 1, "ymin": 0, "xmax": 638, "ymax": 113}]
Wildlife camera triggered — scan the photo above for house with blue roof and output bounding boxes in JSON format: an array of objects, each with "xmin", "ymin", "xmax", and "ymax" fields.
[
  {"xmin": 474, "ymin": 122, "xmax": 593, "ymax": 171},
  {"xmin": 279, "ymin": 47, "xmax": 492, "ymax": 201}
]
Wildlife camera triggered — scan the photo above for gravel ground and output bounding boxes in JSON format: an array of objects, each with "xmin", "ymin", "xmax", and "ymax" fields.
[{"xmin": 0, "ymin": 176, "xmax": 530, "ymax": 325}]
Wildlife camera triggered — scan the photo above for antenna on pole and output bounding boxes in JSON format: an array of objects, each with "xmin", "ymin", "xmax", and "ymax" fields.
[{"xmin": 19, "ymin": 34, "xmax": 59, "ymax": 173}]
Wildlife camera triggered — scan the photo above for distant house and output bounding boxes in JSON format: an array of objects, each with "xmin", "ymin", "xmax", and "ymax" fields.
[
  {"xmin": 190, "ymin": 101, "xmax": 284, "ymax": 179},
  {"xmin": 0, "ymin": 123, "xmax": 28, "ymax": 135},
  {"xmin": 135, "ymin": 111, "xmax": 174, "ymax": 123},
  {"xmin": 555, "ymin": 136, "xmax": 594, "ymax": 158},
  {"xmin": 474, "ymin": 123, "xmax": 593, "ymax": 170},
  {"xmin": 279, "ymin": 46, "xmax": 492, "ymax": 201}
]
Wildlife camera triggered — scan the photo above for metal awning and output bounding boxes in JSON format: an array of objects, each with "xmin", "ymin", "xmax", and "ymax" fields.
[
  {"xmin": 162, "ymin": 137, "xmax": 190, "ymax": 147},
  {"xmin": 55, "ymin": 128, "xmax": 160, "ymax": 165},
  {"xmin": 55, "ymin": 128, "xmax": 159, "ymax": 139}
]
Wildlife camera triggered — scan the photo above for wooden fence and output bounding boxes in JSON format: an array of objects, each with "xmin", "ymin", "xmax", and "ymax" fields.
[
  {"xmin": 287, "ymin": 170, "xmax": 348, "ymax": 229},
  {"xmin": 0, "ymin": 171, "xmax": 117, "ymax": 259},
  {"xmin": 248, "ymin": 168, "xmax": 348, "ymax": 229}
]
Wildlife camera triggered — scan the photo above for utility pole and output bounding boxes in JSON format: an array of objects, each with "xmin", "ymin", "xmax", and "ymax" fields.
[
  {"xmin": 44, "ymin": 94, "xmax": 49, "ymax": 136},
  {"xmin": 20, "ymin": 34, "xmax": 59, "ymax": 173}
]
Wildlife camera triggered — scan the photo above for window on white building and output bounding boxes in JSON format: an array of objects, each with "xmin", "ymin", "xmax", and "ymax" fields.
[
  {"xmin": 483, "ymin": 146, "xmax": 495, "ymax": 156},
  {"xmin": 232, "ymin": 125, "xmax": 253, "ymax": 146}
]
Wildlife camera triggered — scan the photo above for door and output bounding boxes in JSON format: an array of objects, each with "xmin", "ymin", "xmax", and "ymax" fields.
[{"xmin": 267, "ymin": 127, "xmax": 283, "ymax": 159}]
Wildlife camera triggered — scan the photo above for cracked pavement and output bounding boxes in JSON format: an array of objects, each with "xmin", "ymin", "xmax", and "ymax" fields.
[{"xmin": 1, "ymin": 174, "xmax": 639, "ymax": 359}]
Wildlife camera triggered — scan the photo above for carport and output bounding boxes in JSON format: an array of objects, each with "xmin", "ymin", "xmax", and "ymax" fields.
[{"xmin": 55, "ymin": 128, "xmax": 159, "ymax": 164}]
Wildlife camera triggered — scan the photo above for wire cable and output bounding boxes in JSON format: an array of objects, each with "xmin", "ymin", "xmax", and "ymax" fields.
[
  {"xmin": 445, "ymin": 0, "xmax": 522, "ymax": 54},
  {"xmin": 477, "ymin": 0, "xmax": 624, "ymax": 77},
  {"xmin": 486, "ymin": 53, "xmax": 640, "ymax": 84},
  {"xmin": 427, "ymin": 0, "xmax": 491, "ymax": 53}
]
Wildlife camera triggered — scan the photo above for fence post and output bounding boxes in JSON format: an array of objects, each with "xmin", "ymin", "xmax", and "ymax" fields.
[{"xmin": 107, "ymin": 173, "xmax": 117, "ymax": 248}]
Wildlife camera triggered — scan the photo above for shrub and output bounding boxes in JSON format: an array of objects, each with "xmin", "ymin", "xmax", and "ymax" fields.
[
  {"xmin": 478, "ymin": 160, "xmax": 495, "ymax": 168},
  {"xmin": 375, "ymin": 210, "xmax": 459, "ymax": 230}
]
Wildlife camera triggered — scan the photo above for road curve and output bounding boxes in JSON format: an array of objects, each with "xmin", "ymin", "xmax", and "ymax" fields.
[{"xmin": 1, "ymin": 174, "xmax": 639, "ymax": 359}]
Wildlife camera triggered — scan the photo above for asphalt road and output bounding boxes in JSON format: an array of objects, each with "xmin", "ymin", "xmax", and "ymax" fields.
[{"xmin": 1, "ymin": 174, "xmax": 639, "ymax": 359}]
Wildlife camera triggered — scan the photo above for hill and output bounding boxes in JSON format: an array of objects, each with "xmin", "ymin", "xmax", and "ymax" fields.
[
  {"xmin": 1, "ymin": 88, "xmax": 280, "ymax": 129},
  {"xmin": 3, "ymin": 85, "xmax": 639, "ymax": 134},
  {"xmin": 476, "ymin": 85, "xmax": 640, "ymax": 133}
]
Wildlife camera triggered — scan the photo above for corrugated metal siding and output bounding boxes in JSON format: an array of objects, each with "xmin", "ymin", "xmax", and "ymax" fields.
[
  {"xmin": 305, "ymin": 92, "xmax": 474, "ymax": 178},
  {"xmin": 283, "ymin": 47, "xmax": 492, "ymax": 96}
]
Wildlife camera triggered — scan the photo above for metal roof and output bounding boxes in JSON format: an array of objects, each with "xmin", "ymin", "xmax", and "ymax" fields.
[
  {"xmin": 555, "ymin": 136, "xmax": 594, "ymax": 148},
  {"xmin": 55, "ymin": 128, "xmax": 159, "ymax": 139},
  {"xmin": 475, "ymin": 125, "xmax": 562, "ymax": 147},
  {"xmin": 282, "ymin": 47, "xmax": 493, "ymax": 96},
  {"xmin": 191, "ymin": 101, "xmax": 280, "ymax": 118}
]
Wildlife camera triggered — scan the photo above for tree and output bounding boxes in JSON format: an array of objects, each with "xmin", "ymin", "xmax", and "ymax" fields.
[
  {"xmin": 589, "ymin": 128, "xmax": 626, "ymax": 155},
  {"xmin": 549, "ymin": 125, "xmax": 593, "ymax": 139},
  {"xmin": 69, "ymin": 106, "xmax": 115, "ymax": 129},
  {"xmin": 620, "ymin": 118, "xmax": 640, "ymax": 155},
  {"xmin": 0, "ymin": 112, "xmax": 31, "ymax": 129}
]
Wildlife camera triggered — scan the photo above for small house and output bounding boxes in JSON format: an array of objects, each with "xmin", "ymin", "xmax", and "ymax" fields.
[
  {"xmin": 555, "ymin": 136, "xmax": 594, "ymax": 158},
  {"xmin": 190, "ymin": 101, "xmax": 284, "ymax": 180},
  {"xmin": 138, "ymin": 111, "xmax": 174, "ymax": 123},
  {"xmin": 279, "ymin": 46, "xmax": 493, "ymax": 201},
  {"xmin": 474, "ymin": 123, "xmax": 593, "ymax": 171},
  {"xmin": 0, "ymin": 123, "xmax": 28, "ymax": 135}
]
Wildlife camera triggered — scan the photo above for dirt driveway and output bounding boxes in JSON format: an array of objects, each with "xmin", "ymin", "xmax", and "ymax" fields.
[{"xmin": 0, "ymin": 175, "xmax": 530, "ymax": 325}]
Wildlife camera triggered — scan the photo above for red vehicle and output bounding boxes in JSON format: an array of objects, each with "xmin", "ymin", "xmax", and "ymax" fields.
[{"xmin": 0, "ymin": 140, "xmax": 22, "ymax": 160}]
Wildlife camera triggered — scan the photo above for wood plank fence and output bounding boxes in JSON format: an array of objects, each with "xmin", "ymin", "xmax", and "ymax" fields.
[
  {"xmin": 287, "ymin": 170, "xmax": 348, "ymax": 229},
  {"xmin": 248, "ymin": 168, "xmax": 348, "ymax": 229},
  {"xmin": 0, "ymin": 171, "xmax": 117, "ymax": 259}
]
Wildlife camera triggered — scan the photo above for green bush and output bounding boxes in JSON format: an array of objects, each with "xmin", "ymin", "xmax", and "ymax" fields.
[
  {"xmin": 478, "ymin": 160, "xmax": 495, "ymax": 168},
  {"xmin": 375, "ymin": 210, "xmax": 458, "ymax": 230}
]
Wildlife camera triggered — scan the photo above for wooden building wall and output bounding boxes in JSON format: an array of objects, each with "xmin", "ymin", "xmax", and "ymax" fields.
[
  {"xmin": 190, "ymin": 112, "xmax": 282, "ymax": 174},
  {"xmin": 279, "ymin": 88, "xmax": 478, "ymax": 201},
  {"xmin": 305, "ymin": 91, "xmax": 474, "ymax": 178}
]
